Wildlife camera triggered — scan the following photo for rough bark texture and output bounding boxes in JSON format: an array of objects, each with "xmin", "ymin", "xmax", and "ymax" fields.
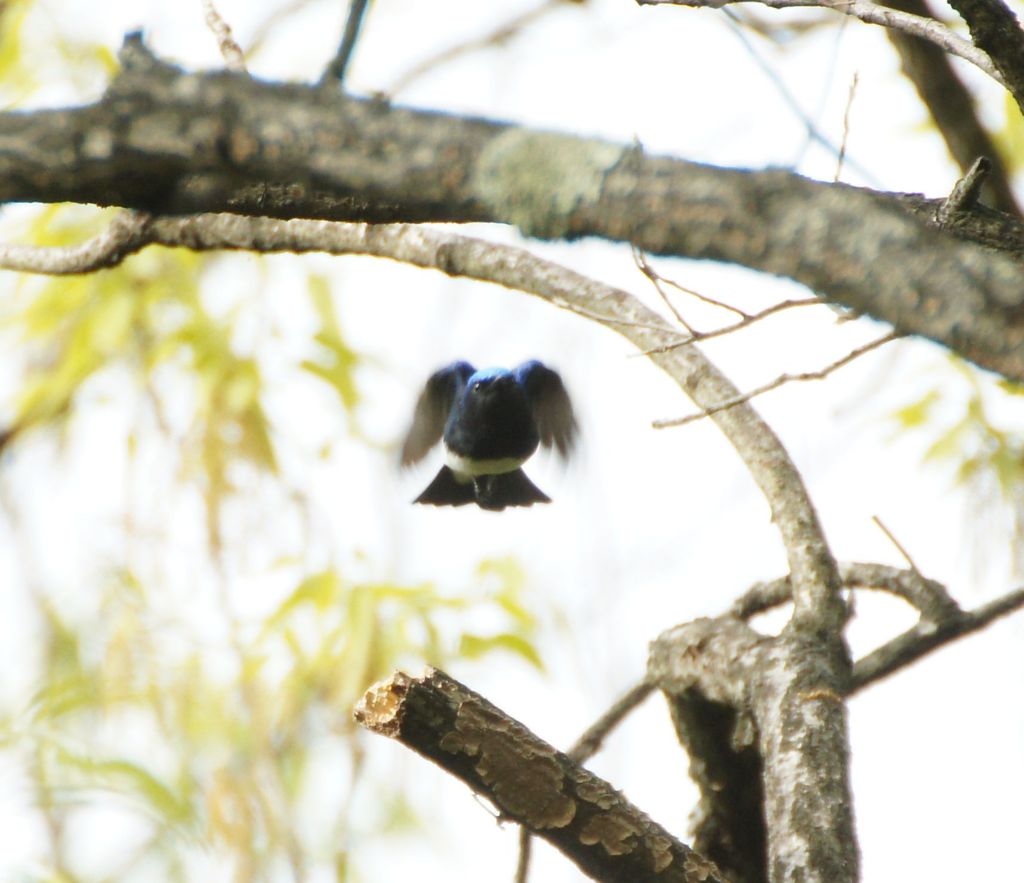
[
  {"xmin": 354, "ymin": 668, "xmax": 729, "ymax": 883},
  {"xmin": 2, "ymin": 35, "xmax": 1024, "ymax": 383},
  {"xmin": 882, "ymin": 0, "xmax": 1020, "ymax": 215},
  {"xmin": 648, "ymin": 619, "xmax": 858, "ymax": 883},
  {"xmin": 948, "ymin": 0, "xmax": 1024, "ymax": 113}
]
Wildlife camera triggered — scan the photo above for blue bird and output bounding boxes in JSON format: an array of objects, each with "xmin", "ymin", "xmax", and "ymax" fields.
[{"xmin": 400, "ymin": 360, "xmax": 578, "ymax": 511}]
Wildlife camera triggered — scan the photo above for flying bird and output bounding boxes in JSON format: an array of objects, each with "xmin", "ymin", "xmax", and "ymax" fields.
[{"xmin": 400, "ymin": 360, "xmax": 578, "ymax": 511}]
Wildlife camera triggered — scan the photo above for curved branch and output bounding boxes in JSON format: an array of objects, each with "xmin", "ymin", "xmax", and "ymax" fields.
[
  {"xmin": 1, "ymin": 40, "xmax": 1022, "ymax": 381},
  {"xmin": 637, "ymin": 0, "xmax": 1004, "ymax": 86},
  {"xmin": 3, "ymin": 208, "xmax": 856, "ymax": 880},
  {"xmin": 947, "ymin": 0, "xmax": 1024, "ymax": 112},
  {"xmin": 0, "ymin": 209, "xmax": 846, "ymax": 630},
  {"xmin": 731, "ymin": 561, "xmax": 962, "ymax": 620},
  {"xmin": 0, "ymin": 210, "xmax": 152, "ymax": 273}
]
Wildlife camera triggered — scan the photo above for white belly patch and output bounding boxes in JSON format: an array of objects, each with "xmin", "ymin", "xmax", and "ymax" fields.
[{"xmin": 446, "ymin": 447, "xmax": 527, "ymax": 477}]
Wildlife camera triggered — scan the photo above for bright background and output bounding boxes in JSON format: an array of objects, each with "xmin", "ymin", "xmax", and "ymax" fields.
[{"xmin": 0, "ymin": 1, "xmax": 1022, "ymax": 881}]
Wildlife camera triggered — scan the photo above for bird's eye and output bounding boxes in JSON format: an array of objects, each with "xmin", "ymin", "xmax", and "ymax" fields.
[{"xmin": 473, "ymin": 381, "xmax": 482, "ymax": 391}]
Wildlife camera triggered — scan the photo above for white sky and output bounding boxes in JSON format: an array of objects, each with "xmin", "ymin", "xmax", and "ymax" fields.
[{"xmin": 1, "ymin": 1, "xmax": 1022, "ymax": 881}]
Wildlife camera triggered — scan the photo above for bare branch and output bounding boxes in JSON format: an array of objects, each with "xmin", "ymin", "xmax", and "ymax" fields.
[
  {"xmin": 200, "ymin": 0, "xmax": 247, "ymax": 72},
  {"xmin": 355, "ymin": 668, "xmax": 728, "ymax": 883},
  {"xmin": 320, "ymin": 0, "xmax": 371, "ymax": 87},
  {"xmin": 833, "ymin": 72, "xmax": 859, "ymax": 183},
  {"xmin": 883, "ymin": 0, "xmax": 1020, "ymax": 216},
  {"xmin": 633, "ymin": 248, "xmax": 699, "ymax": 335},
  {"xmin": 870, "ymin": 514, "xmax": 922, "ymax": 574},
  {"xmin": 946, "ymin": 0, "xmax": 1024, "ymax": 112},
  {"xmin": 10, "ymin": 210, "xmax": 841, "ymax": 629},
  {"xmin": 934, "ymin": 156, "xmax": 991, "ymax": 225},
  {"xmin": 733, "ymin": 561, "xmax": 962, "ymax": 622},
  {"xmin": 637, "ymin": 0, "xmax": 1006, "ymax": 87},
  {"xmin": 569, "ymin": 680, "xmax": 657, "ymax": 763},
  {"xmin": 0, "ymin": 210, "xmax": 152, "ymax": 274},
  {"xmin": 514, "ymin": 828, "xmax": 532, "ymax": 883},
  {"xmin": 631, "ymin": 298, "xmax": 823, "ymax": 357},
  {"xmin": 731, "ymin": 561, "xmax": 963, "ymax": 621},
  {"xmin": 851, "ymin": 586, "xmax": 1024, "ymax": 689},
  {"xmin": 5, "ymin": 45, "xmax": 1024, "ymax": 381},
  {"xmin": 388, "ymin": 0, "xmax": 573, "ymax": 96},
  {"xmin": 653, "ymin": 331, "xmax": 899, "ymax": 429},
  {"xmin": 721, "ymin": 9, "xmax": 880, "ymax": 185}
]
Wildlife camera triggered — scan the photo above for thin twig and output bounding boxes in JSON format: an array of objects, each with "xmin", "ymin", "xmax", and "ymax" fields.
[
  {"xmin": 633, "ymin": 247, "xmax": 698, "ymax": 335},
  {"xmin": 201, "ymin": 0, "xmax": 247, "ymax": 72},
  {"xmin": 639, "ymin": 0, "xmax": 1006, "ymax": 88},
  {"xmin": 630, "ymin": 247, "xmax": 823, "ymax": 354},
  {"xmin": 514, "ymin": 828, "xmax": 532, "ymax": 883},
  {"xmin": 630, "ymin": 297, "xmax": 823, "ymax": 357},
  {"xmin": 320, "ymin": 0, "xmax": 371, "ymax": 87},
  {"xmin": 652, "ymin": 272, "xmax": 752, "ymax": 319},
  {"xmin": 388, "ymin": 0, "xmax": 568, "ymax": 96},
  {"xmin": 654, "ymin": 331, "xmax": 899, "ymax": 429},
  {"xmin": 721, "ymin": 9, "xmax": 880, "ymax": 185},
  {"xmin": 871, "ymin": 515, "xmax": 921, "ymax": 574},
  {"xmin": 934, "ymin": 156, "xmax": 991, "ymax": 225},
  {"xmin": 248, "ymin": 0, "xmax": 321, "ymax": 58},
  {"xmin": 568, "ymin": 680, "xmax": 656, "ymax": 763},
  {"xmin": 833, "ymin": 72, "xmax": 859, "ymax": 182},
  {"xmin": 851, "ymin": 586, "xmax": 1024, "ymax": 690}
]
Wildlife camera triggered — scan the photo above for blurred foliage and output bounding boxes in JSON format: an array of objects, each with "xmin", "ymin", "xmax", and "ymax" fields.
[
  {"xmin": 0, "ymin": 557, "xmax": 537, "ymax": 883},
  {"xmin": 0, "ymin": 199, "xmax": 546, "ymax": 880},
  {"xmin": 994, "ymin": 91, "xmax": 1024, "ymax": 175},
  {"xmin": 0, "ymin": 0, "xmax": 117, "ymax": 107},
  {"xmin": 0, "ymin": 13, "xmax": 546, "ymax": 871},
  {"xmin": 891, "ymin": 356, "xmax": 1024, "ymax": 570}
]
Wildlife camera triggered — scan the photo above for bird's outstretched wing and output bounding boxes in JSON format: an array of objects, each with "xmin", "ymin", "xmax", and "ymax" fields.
[
  {"xmin": 400, "ymin": 361, "xmax": 475, "ymax": 465},
  {"xmin": 515, "ymin": 360, "xmax": 578, "ymax": 458}
]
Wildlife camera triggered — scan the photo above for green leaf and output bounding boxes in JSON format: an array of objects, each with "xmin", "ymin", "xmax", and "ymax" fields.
[
  {"xmin": 300, "ymin": 274, "xmax": 362, "ymax": 412},
  {"xmin": 265, "ymin": 570, "xmax": 343, "ymax": 631},
  {"xmin": 891, "ymin": 389, "xmax": 940, "ymax": 429},
  {"xmin": 53, "ymin": 749, "xmax": 195, "ymax": 829},
  {"xmin": 459, "ymin": 633, "xmax": 544, "ymax": 670}
]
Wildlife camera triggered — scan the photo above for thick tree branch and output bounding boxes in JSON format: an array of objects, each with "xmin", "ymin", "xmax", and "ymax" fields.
[
  {"xmin": 648, "ymin": 618, "xmax": 858, "ymax": 883},
  {"xmin": 520, "ymin": 679, "xmax": 656, "ymax": 882},
  {"xmin": 947, "ymin": 0, "xmax": 1024, "ymax": 113},
  {"xmin": 2, "ymin": 37, "xmax": 1024, "ymax": 382},
  {"xmin": 354, "ymin": 668, "xmax": 728, "ymax": 883}
]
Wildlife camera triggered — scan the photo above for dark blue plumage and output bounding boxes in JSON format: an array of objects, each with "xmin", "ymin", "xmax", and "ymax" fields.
[{"xmin": 400, "ymin": 360, "xmax": 578, "ymax": 511}]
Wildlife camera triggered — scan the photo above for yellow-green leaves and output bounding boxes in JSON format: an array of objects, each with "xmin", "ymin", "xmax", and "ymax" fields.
[
  {"xmin": 892, "ymin": 355, "xmax": 1024, "ymax": 566},
  {"xmin": 7, "ymin": 558, "xmax": 543, "ymax": 883},
  {"xmin": 264, "ymin": 558, "xmax": 543, "ymax": 729},
  {"xmin": 301, "ymin": 273, "xmax": 363, "ymax": 414}
]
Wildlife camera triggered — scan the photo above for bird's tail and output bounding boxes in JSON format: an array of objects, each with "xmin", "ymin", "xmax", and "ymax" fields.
[
  {"xmin": 413, "ymin": 466, "xmax": 477, "ymax": 507},
  {"xmin": 474, "ymin": 469, "xmax": 551, "ymax": 511}
]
